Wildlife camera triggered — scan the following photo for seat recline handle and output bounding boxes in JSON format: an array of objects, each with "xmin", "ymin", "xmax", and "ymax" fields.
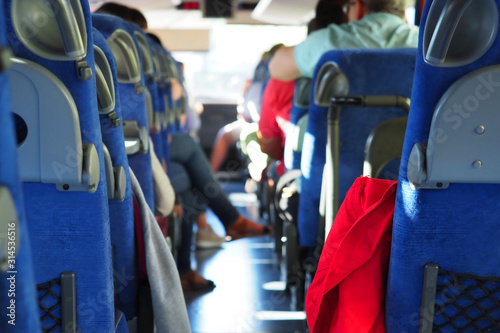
[
  {"xmin": 50, "ymin": 0, "xmax": 86, "ymax": 58},
  {"xmin": 425, "ymin": 0, "xmax": 473, "ymax": 64}
]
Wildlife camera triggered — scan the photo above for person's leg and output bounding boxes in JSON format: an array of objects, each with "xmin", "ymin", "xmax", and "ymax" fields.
[
  {"xmin": 171, "ymin": 133, "xmax": 240, "ymax": 227},
  {"xmin": 170, "ymin": 133, "xmax": 269, "ymax": 239},
  {"xmin": 168, "ymin": 162, "xmax": 192, "ymax": 194},
  {"xmin": 195, "ymin": 212, "xmax": 226, "ymax": 249},
  {"xmin": 177, "ymin": 190, "xmax": 215, "ymax": 291},
  {"xmin": 209, "ymin": 120, "xmax": 244, "ymax": 172}
]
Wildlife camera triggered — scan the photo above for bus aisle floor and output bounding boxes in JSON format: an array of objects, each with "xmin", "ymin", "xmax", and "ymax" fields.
[{"xmin": 184, "ymin": 181, "xmax": 309, "ymax": 333}]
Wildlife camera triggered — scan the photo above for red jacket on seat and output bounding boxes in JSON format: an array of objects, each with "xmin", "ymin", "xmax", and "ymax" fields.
[{"xmin": 306, "ymin": 177, "xmax": 397, "ymax": 333}]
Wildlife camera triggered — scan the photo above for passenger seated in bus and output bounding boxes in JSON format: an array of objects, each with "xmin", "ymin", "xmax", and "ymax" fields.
[
  {"xmin": 95, "ymin": 4, "xmax": 271, "ymax": 290},
  {"xmin": 169, "ymin": 133, "xmax": 271, "ymax": 290},
  {"xmin": 269, "ymin": 0, "xmax": 419, "ymax": 81},
  {"xmin": 209, "ymin": 44, "xmax": 282, "ymax": 174},
  {"xmin": 258, "ymin": 0, "xmax": 348, "ymax": 175},
  {"xmin": 146, "ymin": 32, "xmax": 229, "ymax": 250}
]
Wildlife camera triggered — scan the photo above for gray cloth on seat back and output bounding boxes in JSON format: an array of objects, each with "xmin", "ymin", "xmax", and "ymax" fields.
[{"xmin": 129, "ymin": 168, "xmax": 191, "ymax": 333}]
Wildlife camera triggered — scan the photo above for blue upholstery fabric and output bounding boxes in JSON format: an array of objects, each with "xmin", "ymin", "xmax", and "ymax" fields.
[
  {"xmin": 93, "ymin": 28, "xmax": 138, "ymax": 321},
  {"xmin": 149, "ymin": 42, "xmax": 173, "ymax": 173},
  {"xmin": 149, "ymin": 40, "xmax": 171, "ymax": 171},
  {"xmin": 386, "ymin": 1, "xmax": 500, "ymax": 332},
  {"xmin": 4, "ymin": 1, "xmax": 115, "ymax": 331},
  {"xmin": 158, "ymin": 47, "xmax": 178, "ymax": 136},
  {"xmin": 162, "ymin": 48, "xmax": 183, "ymax": 133},
  {"xmin": 0, "ymin": 6, "xmax": 41, "ymax": 330},
  {"xmin": 298, "ymin": 48, "xmax": 416, "ymax": 247},
  {"xmin": 285, "ymin": 103, "xmax": 308, "ymax": 171},
  {"xmin": 92, "ymin": 14, "xmax": 155, "ymax": 211},
  {"xmin": 127, "ymin": 23, "xmax": 166, "ymax": 165}
]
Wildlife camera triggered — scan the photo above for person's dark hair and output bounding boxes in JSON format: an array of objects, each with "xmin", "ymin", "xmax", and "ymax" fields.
[
  {"xmin": 314, "ymin": 0, "xmax": 349, "ymax": 30},
  {"xmin": 363, "ymin": 0, "xmax": 407, "ymax": 18},
  {"xmin": 129, "ymin": 8, "xmax": 148, "ymax": 29},
  {"xmin": 307, "ymin": 18, "xmax": 318, "ymax": 35},
  {"xmin": 95, "ymin": 2, "xmax": 148, "ymax": 29},
  {"xmin": 95, "ymin": 2, "xmax": 131, "ymax": 17}
]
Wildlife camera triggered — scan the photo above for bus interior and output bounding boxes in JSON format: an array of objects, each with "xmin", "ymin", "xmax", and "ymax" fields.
[{"xmin": 2, "ymin": 0, "xmax": 500, "ymax": 332}]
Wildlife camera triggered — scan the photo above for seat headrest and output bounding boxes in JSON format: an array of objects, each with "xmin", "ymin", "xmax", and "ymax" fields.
[
  {"xmin": 133, "ymin": 31, "xmax": 154, "ymax": 79},
  {"xmin": 423, "ymin": 0, "xmax": 498, "ymax": 67},
  {"xmin": 11, "ymin": 0, "xmax": 87, "ymax": 60},
  {"xmin": 93, "ymin": 45, "xmax": 115, "ymax": 115},
  {"xmin": 293, "ymin": 77, "xmax": 312, "ymax": 108},
  {"xmin": 150, "ymin": 45, "xmax": 163, "ymax": 85},
  {"xmin": 159, "ymin": 50, "xmax": 175, "ymax": 83},
  {"xmin": 313, "ymin": 61, "xmax": 349, "ymax": 107},
  {"xmin": 107, "ymin": 29, "xmax": 141, "ymax": 84}
]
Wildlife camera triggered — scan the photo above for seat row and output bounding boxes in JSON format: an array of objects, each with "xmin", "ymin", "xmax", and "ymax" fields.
[
  {"xmin": 0, "ymin": 0, "xmax": 188, "ymax": 332},
  {"xmin": 272, "ymin": 0, "xmax": 500, "ymax": 331}
]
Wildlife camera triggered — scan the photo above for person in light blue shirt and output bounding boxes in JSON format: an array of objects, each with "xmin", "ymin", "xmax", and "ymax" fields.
[{"xmin": 269, "ymin": 0, "xmax": 419, "ymax": 81}]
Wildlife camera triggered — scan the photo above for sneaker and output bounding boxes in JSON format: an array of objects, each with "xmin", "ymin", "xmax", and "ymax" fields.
[{"xmin": 196, "ymin": 226, "xmax": 226, "ymax": 249}]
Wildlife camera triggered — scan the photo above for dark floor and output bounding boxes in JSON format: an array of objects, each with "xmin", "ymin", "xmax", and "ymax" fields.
[{"xmin": 184, "ymin": 181, "xmax": 309, "ymax": 333}]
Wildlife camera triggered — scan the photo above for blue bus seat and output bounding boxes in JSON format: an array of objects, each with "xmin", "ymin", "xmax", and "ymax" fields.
[
  {"xmin": 127, "ymin": 24, "xmax": 165, "ymax": 169},
  {"xmin": 242, "ymin": 56, "xmax": 272, "ymax": 123},
  {"xmin": 284, "ymin": 77, "xmax": 311, "ymax": 171},
  {"xmin": 8, "ymin": 56, "xmax": 114, "ymax": 333},
  {"xmin": 161, "ymin": 49, "xmax": 184, "ymax": 132},
  {"xmin": 5, "ymin": 0, "xmax": 116, "ymax": 331},
  {"xmin": 386, "ymin": 0, "xmax": 500, "ymax": 332},
  {"xmin": 148, "ymin": 42, "xmax": 172, "ymax": 171},
  {"xmin": 93, "ymin": 28, "xmax": 137, "ymax": 324},
  {"xmin": 272, "ymin": 77, "xmax": 311, "ymax": 278},
  {"xmin": 156, "ymin": 47, "xmax": 177, "ymax": 135},
  {"xmin": 0, "ymin": 6, "xmax": 40, "ymax": 330},
  {"xmin": 363, "ymin": 116, "xmax": 408, "ymax": 179},
  {"xmin": 92, "ymin": 14, "xmax": 155, "ymax": 211},
  {"xmin": 298, "ymin": 48, "xmax": 417, "ymax": 248}
]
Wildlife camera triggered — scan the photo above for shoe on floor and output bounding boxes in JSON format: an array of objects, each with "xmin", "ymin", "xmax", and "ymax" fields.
[
  {"xmin": 225, "ymin": 216, "xmax": 271, "ymax": 241},
  {"xmin": 196, "ymin": 226, "xmax": 226, "ymax": 249},
  {"xmin": 180, "ymin": 270, "xmax": 216, "ymax": 292}
]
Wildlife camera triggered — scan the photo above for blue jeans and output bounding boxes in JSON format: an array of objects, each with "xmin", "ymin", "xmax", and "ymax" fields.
[{"xmin": 169, "ymin": 133, "xmax": 239, "ymax": 273}]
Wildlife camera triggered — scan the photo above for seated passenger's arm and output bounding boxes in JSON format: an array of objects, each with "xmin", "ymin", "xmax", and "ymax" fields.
[
  {"xmin": 269, "ymin": 46, "xmax": 301, "ymax": 82},
  {"xmin": 258, "ymin": 130, "xmax": 283, "ymax": 161}
]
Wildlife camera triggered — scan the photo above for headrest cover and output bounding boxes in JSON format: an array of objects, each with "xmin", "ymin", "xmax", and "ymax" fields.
[
  {"xmin": 12, "ymin": 0, "xmax": 87, "ymax": 60},
  {"xmin": 93, "ymin": 45, "xmax": 115, "ymax": 114},
  {"xmin": 424, "ymin": 0, "xmax": 498, "ymax": 67},
  {"xmin": 107, "ymin": 29, "xmax": 141, "ymax": 84}
]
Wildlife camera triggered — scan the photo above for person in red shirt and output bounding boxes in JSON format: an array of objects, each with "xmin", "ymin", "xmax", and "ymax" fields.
[
  {"xmin": 257, "ymin": 78, "xmax": 296, "ymax": 175},
  {"xmin": 257, "ymin": 0, "xmax": 349, "ymax": 173}
]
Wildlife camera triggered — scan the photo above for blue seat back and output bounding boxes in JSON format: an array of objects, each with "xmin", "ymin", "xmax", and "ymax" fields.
[
  {"xmin": 155, "ymin": 47, "xmax": 176, "ymax": 135},
  {"xmin": 298, "ymin": 48, "xmax": 416, "ymax": 247},
  {"xmin": 150, "ymin": 41, "xmax": 172, "ymax": 168},
  {"xmin": 92, "ymin": 13, "xmax": 155, "ymax": 211},
  {"xmin": 93, "ymin": 27, "xmax": 138, "ymax": 321},
  {"xmin": 0, "ymin": 4, "xmax": 41, "ymax": 331},
  {"xmin": 127, "ymin": 23, "xmax": 166, "ymax": 167},
  {"xmin": 161, "ymin": 49, "xmax": 184, "ymax": 132},
  {"xmin": 284, "ymin": 77, "xmax": 311, "ymax": 171},
  {"xmin": 5, "ymin": 0, "xmax": 115, "ymax": 331},
  {"xmin": 387, "ymin": 0, "xmax": 500, "ymax": 332}
]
